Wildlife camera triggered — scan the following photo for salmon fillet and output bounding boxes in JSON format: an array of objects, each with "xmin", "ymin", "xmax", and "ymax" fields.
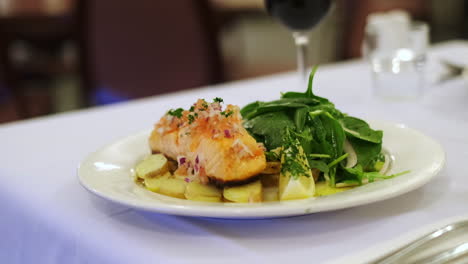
[{"xmin": 149, "ymin": 99, "xmax": 266, "ymax": 186}]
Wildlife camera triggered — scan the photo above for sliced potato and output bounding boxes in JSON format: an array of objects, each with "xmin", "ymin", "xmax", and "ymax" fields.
[
  {"xmin": 223, "ymin": 180, "xmax": 262, "ymax": 203},
  {"xmin": 263, "ymin": 186, "xmax": 279, "ymax": 202},
  {"xmin": 135, "ymin": 154, "xmax": 168, "ymax": 179},
  {"xmin": 262, "ymin": 162, "xmax": 281, "ymax": 174},
  {"xmin": 158, "ymin": 177, "xmax": 187, "ymax": 199},
  {"xmin": 185, "ymin": 181, "xmax": 222, "ymax": 202},
  {"xmin": 144, "ymin": 172, "xmax": 170, "ymax": 192},
  {"xmin": 279, "ymin": 139, "xmax": 315, "ymax": 201}
]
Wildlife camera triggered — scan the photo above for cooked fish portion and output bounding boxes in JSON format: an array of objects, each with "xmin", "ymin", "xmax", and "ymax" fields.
[{"xmin": 149, "ymin": 99, "xmax": 266, "ymax": 185}]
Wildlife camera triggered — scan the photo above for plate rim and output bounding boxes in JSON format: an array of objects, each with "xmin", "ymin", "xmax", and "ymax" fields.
[{"xmin": 78, "ymin": 120, "xmax": 446, "ymax": 219}]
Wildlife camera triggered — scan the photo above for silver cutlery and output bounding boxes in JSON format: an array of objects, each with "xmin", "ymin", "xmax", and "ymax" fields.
[{"xmin": 368, "ymin": 219, "xmax": 468, "ymax": 264}]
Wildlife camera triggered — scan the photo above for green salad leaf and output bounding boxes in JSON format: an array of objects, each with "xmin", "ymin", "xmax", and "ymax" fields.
[
  {"xmin": 308, "ymin": 159, "xmax": 329, "ymax": 173},
  {"xmin": 347, "ymin": 137, "xmax": 382, "ymax": 169},
  {"xmin": 294, "ymin": 107, "xmax": 309, "ymax": 132},
  {"xmin": 241, "ymin": 66, "xmax": 402, "ymax": 188},
  {"xmin": 265, "ymin": 151, "xmax": 280, "ymax": 161},
  {"xmin": 341, "ymin": 116, "xmax": 383, "ymax": 143},
  {"xmin": 244, "ymin": 111, "xmax": 294, "ymax": 150}
]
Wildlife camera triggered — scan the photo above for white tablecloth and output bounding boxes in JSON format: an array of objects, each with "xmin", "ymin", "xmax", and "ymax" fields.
[{"xmin": 1, "ymin": 41, "xmax": 467, "ymax": 264}]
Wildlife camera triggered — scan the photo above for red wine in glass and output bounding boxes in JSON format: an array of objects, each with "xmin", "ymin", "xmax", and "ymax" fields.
[{"xmin": 265, "ymin": 0, "xmax": 332, "ymax": 79}]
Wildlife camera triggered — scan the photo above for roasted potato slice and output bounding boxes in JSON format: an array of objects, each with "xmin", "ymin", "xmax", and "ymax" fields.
[
  {"xmin": 135, "ymin": 154, "xmax": 168, "ymax": 179},
  {"xmin": 144, "ymin": 172, "xmax": 170, "ymax": 192},
  {"xmin": 185, "ymin": 181, "xmax": 222, "ymax": 202},
  {"xmin": 223, "ymin": 180, "xmax": 262, "ymax": 203},
  {"xmin": 157, "ymin": 177, "xmax": 187, "ymax": 199}
]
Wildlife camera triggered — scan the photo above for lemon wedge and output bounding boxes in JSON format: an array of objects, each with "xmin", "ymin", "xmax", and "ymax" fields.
[
  {"xmin": 279, "ymin": 139, "xmax": 315, "ymax": 201},
  {"xmin": 279, "ymin": 170, "xmax": 315, "ymax": 200}
]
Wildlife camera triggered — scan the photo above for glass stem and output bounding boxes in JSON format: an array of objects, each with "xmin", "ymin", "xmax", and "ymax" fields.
[{"xmin": 293, "ymin": 32, "xmax": 310, "ymax": 81}]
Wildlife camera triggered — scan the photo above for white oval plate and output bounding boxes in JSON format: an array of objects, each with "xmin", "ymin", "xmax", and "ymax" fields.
[{"xmin": 78, "ymin": 120, "xmax": 445, "ymax": 219}]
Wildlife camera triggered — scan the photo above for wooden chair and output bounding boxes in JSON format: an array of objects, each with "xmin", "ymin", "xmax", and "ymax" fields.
[{"xmin": 76, "ymin": 1, "xmax": 223, "ymax": 105}]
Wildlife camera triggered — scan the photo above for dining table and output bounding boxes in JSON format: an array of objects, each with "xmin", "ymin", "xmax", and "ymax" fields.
[{"xmin": 1, "ymin": 40, "xmax": 467, "ymax": 264}]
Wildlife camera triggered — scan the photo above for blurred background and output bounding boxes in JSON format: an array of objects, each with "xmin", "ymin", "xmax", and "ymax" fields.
[{"xmin": 0, "ymin": 0, "xmax": 466, "ymax": 124}]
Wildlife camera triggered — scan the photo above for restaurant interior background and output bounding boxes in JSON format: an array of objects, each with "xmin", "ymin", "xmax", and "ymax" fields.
[{"xmin": 0, "ymin": 0, "xmax": 466, "ymax": 124}]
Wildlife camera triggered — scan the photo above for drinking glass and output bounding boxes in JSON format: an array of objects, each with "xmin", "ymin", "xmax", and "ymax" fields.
[
  {"xmin": 363, "ymin": 18, "xmax": 429, "ymax": 100},
  {"xmin": 265, "ymin": 0, "xmax": 332, "ymax": 80}
]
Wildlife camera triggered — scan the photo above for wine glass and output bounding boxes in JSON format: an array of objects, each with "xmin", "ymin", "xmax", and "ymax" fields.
[{"xmin": 265, "ymin": 0, "xmax": 332, "ymax": 80}]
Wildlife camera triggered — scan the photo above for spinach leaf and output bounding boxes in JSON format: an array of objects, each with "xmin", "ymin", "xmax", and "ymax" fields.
[
  {"xmin": 307, "ymin": 112, "xmax": 345, "ymax": 186},
  {"xmin": 347, "ymin": 137, "xmax": 382, "ymax": 168},
  {"xmin": 308, "ymin": 115, "xmax": 330, "ymax": 157},
  {"xmin": 274, "ymin": 98, "xmax": 320, "ymax": 105},
  {"xmin": 244, "ymin": 101, "xmax": 309, "ymax": 119},
  {"xmin": 281, "ymin": 91, "xmax": 306, "ymax": 99},
  {"xmin": 244, "ymin": 111, "xmax": 294, "ymax": 150},
  {"xmin": 361, "ymin": 170, "xmax": 410, "ymax": 183},
  {"xmin": 281, "ymin": 66, "xmax": 318, "ymax": 99},
  {"xmin": 294, "ymin": 107, "xmax": 309, "ymax": 132},
  {"xmin": 308, "ymin": 159, "xmax": 329, "ymax": 173},
  {"xmin": 309, "ymin": 104, "xmax": 344, "ymax": 119},
  {"xmin": 341, "ymin": 116, "xmax": 383, "ymax": 143},
  {"xmin": 240, "ymin": 101, "xmax": 261, "ymax": 117},
  {"xmin": 241, "ymin": 67, "xmax": 388, "ymax": 188},
  {"xmin": 316, "ymin": 113, "xmax": 345, "ymax": 159},
  {"xmin": 294, "ymin": 126, "xmax": 314, "ymax": 156},
  {"xmin": 336, "ymin": 165, "xmax": 364, "ymax": 185},
  {"xmin": 309, "ymin": 153, "xmax": 331, "ymax": 158},
  {"xmin": 328, "ymin": 153, "xmax": 349, "ymax": 168},
  {"xmin": 281, "ymin": 66, "xmax": 331, "ymax": 104}
]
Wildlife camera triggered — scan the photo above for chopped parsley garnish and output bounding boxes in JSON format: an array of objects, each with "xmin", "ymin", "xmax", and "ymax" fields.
[
  {"xmin": 189, "ymin": 106, "xmax": 195, "ymax": 112},
  {"xmin": 265, "ymin": 151, "xmax": 280, "ymax": 161},
  {"xmin": 213, "ymin": 97, "xmax": 224, "ymax": 103},
  {"xmin": 168, "ymin": 108, "xmax": 184, "ymax": 118},
  {"xmin": 188, "ymin": 114, "xmax": 195, "ymax": 124},
  {"xmin": 221, "ymin": 110, "xmax": 234, "ymax": 118},
  {"xmin": 201, "ymin": 101, "xmax": 209, "ymax": 109}
]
